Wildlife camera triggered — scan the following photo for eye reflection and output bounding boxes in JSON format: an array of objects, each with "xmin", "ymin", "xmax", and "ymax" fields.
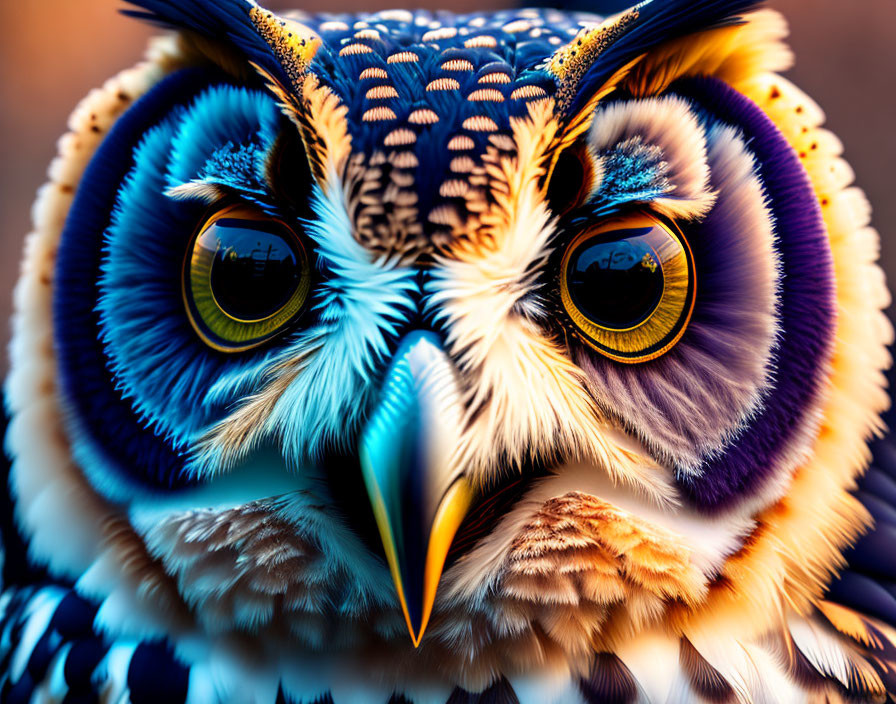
[
  {"xmin": 199, "ymin": 218, "xmax": 302, "ymax": 322},
  {"xmin": 566, "ymin": 226, "xmax": 665, "ymax": 330}
]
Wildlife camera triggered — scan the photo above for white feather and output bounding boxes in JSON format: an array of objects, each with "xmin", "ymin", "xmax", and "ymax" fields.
[
  {"xmin": 509, "ymin": 667, "xmax": 585, "ymax": 704},
  {"xmin": 185, "ymin": 664, "xmax": 219, "ymax": 704},
  {"xmin": 9, "ymin": 587, "xmax": 65, "ymax": 682},
  {"xmin": 687, "ymin": 634, "xmax": 807, "ymax": 704},
  {"xmin": 94, "ymin": 642, "xmax": 137, "ymax": 704},
  {"xmin": 46, "ymin": 642, "xmax": 73, "ymax": 699},
  {"xmin": 615, "ymin": 631, "xmax": 681, "ymax": 704},
  {"xmin": 788, "ymin": 615, "xmax": 854, "ymax": 688}
]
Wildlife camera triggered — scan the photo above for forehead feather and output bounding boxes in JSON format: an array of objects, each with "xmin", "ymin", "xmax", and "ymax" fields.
[
  {"xmin": 296, "ymin": 10, "xmax": 588, "ymax": 251},
  {"xmin": 302, "ymin": 9, "xmax": 582, "ymax": 152}
]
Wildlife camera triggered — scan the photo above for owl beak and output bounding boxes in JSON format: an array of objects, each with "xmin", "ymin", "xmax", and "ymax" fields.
[{"xmin": 359, "ymin": 331, "xmax": 474, "ymax": 647}]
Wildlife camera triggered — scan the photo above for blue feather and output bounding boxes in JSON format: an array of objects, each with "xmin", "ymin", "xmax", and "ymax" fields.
[
  {"xmin": 127, "ymin": 642, "xmax": 190, "ymax": 704},
  {"xmin": 53, "ymin": 68, "xmax": 227, "ymax": 495},
  {"xmin": 826, "ymin": 571, "xmax": 896, "ymax": 629},
  {"xmin": 589, "ymin": 137, "xmax": 671, "ymax": 215},
  {"xmin": 97, "ymin": 85, "xmax": 286, "ymax": 451},
  {"xmin": 827, "ymin": 438, "xmax": 896, "ymax": 629},
  {"xmin": 0, "ymin": 585, "xmax": 188, "ymax": 704}
]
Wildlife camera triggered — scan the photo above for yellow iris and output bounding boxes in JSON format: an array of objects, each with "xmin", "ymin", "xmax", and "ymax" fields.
[
  {"xmin": 183, "ymin": 205, "xmax": 311, "ymax": 352},
  {"xmin": 560, "ymin": 213, "xmax": 695, "ymax": 363}
]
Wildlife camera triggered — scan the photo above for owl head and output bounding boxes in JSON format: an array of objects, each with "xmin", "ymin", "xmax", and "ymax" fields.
[{"xmin": 7, "ymin": 0, "xmax": 891, "ymax": 699}]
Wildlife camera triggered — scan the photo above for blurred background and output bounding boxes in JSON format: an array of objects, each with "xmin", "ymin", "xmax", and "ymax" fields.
[{"xmin": 0, "ymin": 0, "xmax": 893, "ymax": 369}]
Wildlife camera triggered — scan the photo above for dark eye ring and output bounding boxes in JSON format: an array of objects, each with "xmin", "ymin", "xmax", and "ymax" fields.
[
  {"xmin": 559, "ymin": 212, "xmax": 696, "ymax": 363},
  {"xmin": 183, "ymin": 205, "xmax": 311, "ymax": 352}
]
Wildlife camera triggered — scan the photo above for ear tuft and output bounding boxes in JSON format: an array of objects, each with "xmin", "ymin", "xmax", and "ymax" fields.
[
  {"xmin": 624, "ymin": 9, "xmax": 794, "ymax": 99},
  {"xmin": 122, "ymin": 0, "xmax": 290, "ymax": 87},
  {"xmin": 546, "ymin": 0, "xmax": 766, "ymax": 120}
]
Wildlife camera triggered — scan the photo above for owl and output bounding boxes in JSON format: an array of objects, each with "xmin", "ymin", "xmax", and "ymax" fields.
[{"xmin": 1, "ymin": 0, "xmax": 893, "ymax": 702}]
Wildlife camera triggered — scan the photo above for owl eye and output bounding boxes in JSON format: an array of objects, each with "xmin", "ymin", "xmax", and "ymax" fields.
[
  {"xmin": 560, "ymin": 213, "xmax": 696, "ymax": 363},
  {"xmin": 183, "ymin": 205, "xmax": 312, "ymax": 352}
]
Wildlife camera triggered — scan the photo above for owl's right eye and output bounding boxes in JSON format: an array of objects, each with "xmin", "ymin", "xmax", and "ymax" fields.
[
  {"xmin": 559, "ymin": 212, "xmax": 696, "ymax": 363},
  {"xmin": 183, "ymin": 205, "xmax": 312, "ymax": 352}
]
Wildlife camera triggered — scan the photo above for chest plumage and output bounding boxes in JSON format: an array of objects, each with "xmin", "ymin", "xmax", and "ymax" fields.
[{"xmin": 1, "ymin": 1, "xmax": 893, "ymax": 703}]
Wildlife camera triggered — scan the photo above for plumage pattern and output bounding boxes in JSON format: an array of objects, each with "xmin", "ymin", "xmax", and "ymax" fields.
[
  {"xmin": 0, "ymin": 586, "xmax": 190, "ymax": 704},
  {"xmin": 2, "ymin": 0, "xmax": 892, "ymax": 702}
]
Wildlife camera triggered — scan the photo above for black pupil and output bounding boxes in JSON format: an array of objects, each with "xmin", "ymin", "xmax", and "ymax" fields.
[
  {"xmin": 201, "ymin": 218, "xmax": 302, "ymax": 321},
  {"xmin": 567, "ymin": 226, "xmax": 665, "ymax": 329}
]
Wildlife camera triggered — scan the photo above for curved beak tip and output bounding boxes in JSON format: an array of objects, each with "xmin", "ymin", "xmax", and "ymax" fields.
[
  {"xmin": 358, "ymin": 331, "xmax": 474, "ymax": 647},
  {"xmin": 370, "ymin": 476, "xmax": 474, "ymax": 648}
]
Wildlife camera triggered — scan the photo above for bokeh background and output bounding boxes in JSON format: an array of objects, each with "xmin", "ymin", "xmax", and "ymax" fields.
[{"xmin": 0, "ymin": 0, "xmax": 893, "ymax": 368}]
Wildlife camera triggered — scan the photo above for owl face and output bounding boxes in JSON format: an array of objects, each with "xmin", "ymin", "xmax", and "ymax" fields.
[{"xmin": 7, "ymin": 0, "xmax": 890, "ymax": 697}]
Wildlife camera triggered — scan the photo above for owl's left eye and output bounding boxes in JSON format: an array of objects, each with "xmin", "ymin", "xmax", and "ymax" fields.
[
  {"xmin": 559, "ymin": 213, "xmax": 696, "ymax": 363},
  {"xmin": 183, "ymin": 206, "xmax": 311, "ymax": 352}
]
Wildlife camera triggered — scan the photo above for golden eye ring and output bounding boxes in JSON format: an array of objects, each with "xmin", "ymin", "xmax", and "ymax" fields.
[
  {"xmin": 559, "ymin": 212, "xmax": 696, "ymax": 363},
  {"xmin": 183, "ymin": 205, "xmax": 311, "ymax": 353}
]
